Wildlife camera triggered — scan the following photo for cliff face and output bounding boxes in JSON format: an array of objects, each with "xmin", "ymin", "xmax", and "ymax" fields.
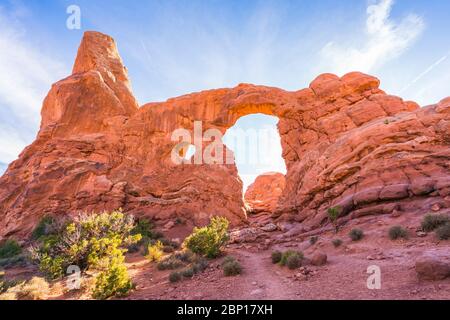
[
  {"xmin": 245, "ymin": 172, "xmax": 286, "ymax": 214},
  {"xmin": 1, "ymin": 31, "xmax": 449, "ymax": 239}
]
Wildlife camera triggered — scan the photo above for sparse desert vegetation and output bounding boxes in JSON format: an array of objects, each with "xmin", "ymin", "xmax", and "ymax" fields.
[
  {"xmin": 388, "ymin": 226, "xmax": 408, "ymax": 240},
  {"xmin": 222, "ymin": 256, "xmax": 242, "ymax": 276},
  {"xmin": 421, "ymin": 214, "xmax": 449, "ymax": 232},
  {"xmin": 332, "ymin": 239, "xmax": 343, "ymax": 248},
  {"xmin": 349, "ymin": 229, "xmax": 364, "ymax": 241}
]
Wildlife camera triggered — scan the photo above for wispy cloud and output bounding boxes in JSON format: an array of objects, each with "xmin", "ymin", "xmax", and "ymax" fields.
[
  {"xmin": 320, "ymin": 0, "xmax": 425, "ymax": 75},
  {"xmin": 0, "ymin": 3, "xmax": 67, "ymax": 166},
  {"xmin": 400, "ymin": 51, "xmax": 449, "ymax": 94}
]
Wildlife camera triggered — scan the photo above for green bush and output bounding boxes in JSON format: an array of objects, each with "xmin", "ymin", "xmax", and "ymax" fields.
[
  {"xmin": 0, "ymin": 240, "xmax": 22, "ymax": 259},
  {"xmin": 309, "ymin": 236, "xmax": 319, "ymax": 245},
  {"xmin": 92, "ymin": 257, "xmax": 134, "ymax": 300},
  {"xmin": 182, "ymin": 267, "xmax": 194, "ymax": 278},
  {"xmin": 327, "ymin": 206, "xmax": 342, "ymax": 233},
  {"xmin": 421, "ymin": 214, "xmax": 449, "ymax": 232},
  {"xmin": 332, "ymin": 239, "xmax": 343, "ymax": 247},
  {"xmin": 146, "ymin": 241, "xmax": 164, "ymax": 262},
  {"xmin": 169, "ymin": 271, "xmax": 182, "ymax": 283},
  {"xmin": 222, "ymin": 258, "xmax": 242, "ymax": 277},
  {"xmin": 280, "ymin": 250, "xmax": 303, "ymax": 267},
  {"xmin": 286, "ymin": 255, "xmax": 301, "ymax": 270},
  {"xmin": 31, "ymin": 216, "xmax": 55, "ymax": 240},
  {"xmin": 131, "ymin": 218, "xmax": 154, "ymax": 238},
  {"xmin": 183, "ymin": 216, "xmax": 230, "ymax": 258},
  {"xmin": 349, "ymin": 229, "xmax": 364, "ymax": 241},
  {"xmin": 388, "ymin": 226, "xmax": 408, "ymax": 240},
  {"xmin": 436, "ymin": 223, "xmax": 450, "ymax": 240},
  {"xmin": 271, "ymin": 251, "xmax": 282, "ymax": 264},
  {"xmin": 29, "ymin": 210, "xmax": 140, "ymax": 300}
]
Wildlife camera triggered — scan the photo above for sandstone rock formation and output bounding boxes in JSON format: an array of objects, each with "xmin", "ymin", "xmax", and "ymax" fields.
[
  {"xmin": 245, "ymin": 172, "xmax": 286, "ymax": 213},
  {"xmin": 1, "ymin": 31, "xmax": 449, "ymax": 239}
]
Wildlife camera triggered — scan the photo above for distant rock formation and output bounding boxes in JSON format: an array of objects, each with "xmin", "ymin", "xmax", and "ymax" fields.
[
  {"xmin": 1, "ymin": 31, "xmax": 449, "ymax": 239},
  {"xmin": 245, "ymin": 173, "xmax": 286, "ymax": 213}
]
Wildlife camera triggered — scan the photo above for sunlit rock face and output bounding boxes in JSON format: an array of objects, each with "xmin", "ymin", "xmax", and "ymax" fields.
[
  {"xmin": 245, "ymin": 172, "xmax": 286, "ymax": 214},
  {"xmin": 0, "ymin": 31, "xmax": 449, "ymax": 239}
]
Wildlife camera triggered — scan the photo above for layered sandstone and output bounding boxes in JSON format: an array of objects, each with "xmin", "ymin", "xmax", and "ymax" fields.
[
  {"xmin": 0, "ymin": 31, "xmax": 449, "ymax": 239},
  {"xmin": 245, "ymin": 172, "xmax": 286, "ymax": 213}
]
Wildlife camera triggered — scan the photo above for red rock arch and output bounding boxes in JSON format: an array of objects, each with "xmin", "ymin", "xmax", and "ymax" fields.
[{"xmin": 1, "ymin": 31, "xmax": 449, "ymax": 239}]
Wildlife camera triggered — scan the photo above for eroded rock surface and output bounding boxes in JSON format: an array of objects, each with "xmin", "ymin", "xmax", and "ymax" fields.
[
  {"xmin": 245, "ymin": 172, "xmax": 286, "ymax": 213},
  {"xmin": 1, "ymin": 31, "xmax": 449, "ymax": 239}
]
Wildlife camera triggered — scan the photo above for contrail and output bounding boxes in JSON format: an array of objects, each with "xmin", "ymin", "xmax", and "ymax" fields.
[{"xmin": 400, "ymin": 51, "xmax": 449, "ymax": 93}]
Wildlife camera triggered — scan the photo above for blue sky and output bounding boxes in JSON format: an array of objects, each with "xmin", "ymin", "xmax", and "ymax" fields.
[{"xmin": 0, "ymin": 0, "xmax": 449, "ymax": 189}]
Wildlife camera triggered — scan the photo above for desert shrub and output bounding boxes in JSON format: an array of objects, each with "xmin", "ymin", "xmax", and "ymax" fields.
[
  {"xmin": 174, "ymin": 250, "xmax": 194, "ymax": 263},
  {"xmin": 183, "ymin": 216, "xmax": 229, "ymax": 258},
  {"xmin": 309, "ymin": 236, "xmax": 319, "ymax": 245},
  {"xmin": 388, "ymin": 226, "xmax": 408, "ymax": 240},
  {"xmin": 0, "ymin": 277, "xmax": 49, "ymax": 300},
  {"xmin": 0, "ymin": 239, "xmax": 22, "ymax": 259},
  {"xmin": 349, "ymin": 229, "xmax": 364, "ymax": 241},
  {"xmin": 0, "ymin": 254, "xmax": 28, "ymax": 269},
  {"xmin": 131, "ymin": 218, "xmax": 154, "ymax": 239},
  {"xmin": 436, "ymin": 223, "xmax": 450, "ymax": 240},
  {"xmin": 332, "ymin": 239, "xmax": 343, "ymax": 247},
  {"xmin": 157, "ymin": 255, "xmax": 184, "ymax": 271},
  {"xmin": 146, "ymin": 241, "xmax": 164, "ymax": 262},
  {"xmin": 169, "ymin": 271, "xmax": 182, "ymax": 283},
  {"xmin": 31, "ymin": 216, "xmax": 56, "ymax": 240},
  {"xmin": 18, "ymin": 277, "xmax": 50, "ymax": 300},
  {"xmin": 92, "ymin": 258, "xmax": 133, "ymax": 300},
  {"xmin": 182, "ymin": 267, "xmax": 194, "ymax": 278},
  {"xmin": 280, "ymin": 250, "xmax": 303, "ymax": 267},
  {"xmin": 271, "ymin": 251, "xmax": 282, "ymax": 264},
  {"xmin": 0, "ymin": 276, "xmax": 21, "ymax": 295},
  {"xmin": 221, "ymin": 256, "xmax": 237, "ymax": 266},
  {"xmin": 421, "ymin": 214, "xmax": 449, "ymax": 232},
  {"xmin": 327, "ymin": 206, "xmax": 342, "ymax": 233},
  {"xmin": 222, "ymin": 258, "xmax": 242, "ymax": 277},
  {"xmin": 192, "ymin": 259, "xmax": 209, "ymax": 273},
  {"xmin": 29, "ymin": 210, "xmax": 140, "ymax": 299},
  {"xmin": 286, "ymin": 255, "xmax": 301, "ymax": 270}
]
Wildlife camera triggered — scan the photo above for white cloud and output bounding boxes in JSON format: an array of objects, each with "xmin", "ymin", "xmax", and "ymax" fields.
[
  {"xmin": 320, "ymin": 0, "xmax": 425, "ymax": 75},
  {"xmin": 0, "ymin": 5, "xmax": 67, "ymax": 167}
]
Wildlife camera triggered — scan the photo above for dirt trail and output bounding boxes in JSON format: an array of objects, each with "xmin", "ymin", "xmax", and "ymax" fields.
[{"xmin": 229, "ymin": 250, "xmax": 298, "ymax": 300}]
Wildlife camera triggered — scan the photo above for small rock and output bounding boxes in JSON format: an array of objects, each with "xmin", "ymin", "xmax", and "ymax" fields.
[
  {"xmin": 261, "ymin": 223, "xmax": 278, "ymax": 232},
  {"xmin": 295, "ymin": 273, "xmax": 308, "ymax": 281},
  {"xmin": 431, "ymin": 203, "xmax": 441, "ymax": 212},
  {"xmin": 416, "ymin": 231, "xmax": 427, "ymax": 238},
  {"xmin": 391, "ymin": 210, "xmax": 402, "ymax": 217},
  {"xmin": 163, "ymin": 220, "xmax": 175, "ymax": 230},
  {"xmin": 310, "ymin": 252, "xmax": 327, "ymax": 266},
  {"xmin": 250, "ymin": 289, "xmax": 264, "ymax": 296}
]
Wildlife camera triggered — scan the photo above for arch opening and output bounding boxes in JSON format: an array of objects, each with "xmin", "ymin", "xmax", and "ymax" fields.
[{"xmin": 223, "ymin": 114, "xmax": 287, "ymax": 213}]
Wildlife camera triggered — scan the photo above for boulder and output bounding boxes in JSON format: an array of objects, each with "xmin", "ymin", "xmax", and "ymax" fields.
[
  {"xmin": 415, "ymin": 250, "xmax": 450, "ymax": 281},
  {"xmin": 310, "ymin": 252, "xmax": 328, "ymax": 266}
]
